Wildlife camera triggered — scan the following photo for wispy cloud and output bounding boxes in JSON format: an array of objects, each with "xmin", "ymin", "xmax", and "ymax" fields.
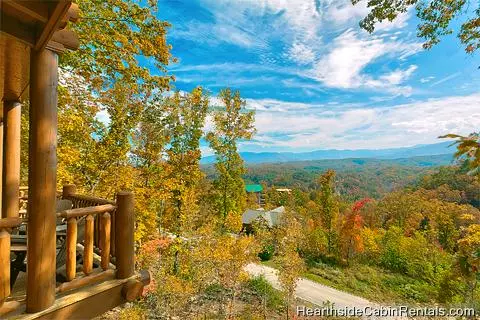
[
  {"xmin": 420, "ymin": 76, "xmax": 435, "ymax": 83},
  {"xmin": 170, "ymin": 0, "xmax": 422, "ymax": 96},
  {"xmin": 308, "ymin": 29, "xmax": 421, "ymax": 94},
  {"xmin": 240, "ymin": 94, "xmax": 480, "ymax": 151},
  {"xmin": 430, "ymin": 72, "xmax": 462, "ymax": 87}
]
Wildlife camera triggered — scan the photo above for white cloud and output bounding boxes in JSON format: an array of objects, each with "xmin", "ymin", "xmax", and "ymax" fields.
[
  {"xmin": 240, "ymin": 94, "xmax": 480, "ymax": 151},
  {"xmin": 200, "ymin": 145, "xmax": 214, "ymax": 157},
  {"xmin": 327, "ymin": 2, "xmax": 369, "ymax": 25},
  {"xmin": 326, "ymin": 1, "xmax": 410, "ymax": 31},
  {"xmin": 420, "ymin": 76, "xmax": 435, "ymax": 83},
  {"xmin": 174, "ymin": 20, "xmax": 265, "ymax": 49},
  {"xmin": 380, "ymin": 65, "xmax": 418, "ymax": 85},
  {"xmin": 309, "ymin": 29, "xmax": 421, "ymax": 94},
  {"xmin": 286, "ymin": 41, "xmax": 317, "ymax": 65}
]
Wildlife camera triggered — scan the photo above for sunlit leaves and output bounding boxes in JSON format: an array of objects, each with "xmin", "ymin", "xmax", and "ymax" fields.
[
  {"xmin": 440, "ymin": 132, "xmax": 480, "ymax": 175},
  {"xmin": 352, "ymin": 0, "xmax": 480, "ymax": 54}
]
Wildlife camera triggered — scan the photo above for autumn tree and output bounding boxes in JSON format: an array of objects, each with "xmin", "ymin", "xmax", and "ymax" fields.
[
  {"xmin": 420, "ymin": 166, "xmax": 480, "ymax": 208},
  {"xmin": 276, "ymin": 210, "xmax": 305, "ymax": 320},
  {"xmin": 457, "ymin": 224, "xmax": 480, "ymax": 303},
  {"xmin": 64, "ymin": 0, "xmax": 173, "ymax": 94},
  {"xmin": 206, "ymin": 88, "xmax": 256, "ymax": 230},
  {"xmin": 340, "ymin": 199, "xmax": 371, "ymax": 264},
  {"xmin": 130, "ymin": 98, "xmax": 169, "ymax": 241},
  {"xmin": 376, "ymin": 191, "xmax": 425, "ymax": 233},
  {"xmin": 163, "ymin": 88, "xmax": 209, "ymax": 234},
  {"xmin": 52, "ymin": 0, "xmax": 174, "ymax": 195},
  {"xmin": 82, "ymin": 81, "xmax": 142, "ymax": 196}
]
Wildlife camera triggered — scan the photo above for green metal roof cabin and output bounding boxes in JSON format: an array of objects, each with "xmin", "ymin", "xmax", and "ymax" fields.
[{"xmin": 245, "ymin": 184, "xmax": 263, "ymax": 193}]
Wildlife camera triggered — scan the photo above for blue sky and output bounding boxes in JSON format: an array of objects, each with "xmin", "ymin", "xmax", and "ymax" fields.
[{"xmin": 153, "ymin": 0, "xmax": 480, "ymax": 154}]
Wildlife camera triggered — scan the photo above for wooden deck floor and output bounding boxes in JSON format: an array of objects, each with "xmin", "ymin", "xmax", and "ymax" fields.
[
  {"xmin": 2, "ymin": 268, "xmax": 137, "ymax": 319},
  {"xmin": 8, "ymin": 271, "xmax": 27, "ymax": 303}
]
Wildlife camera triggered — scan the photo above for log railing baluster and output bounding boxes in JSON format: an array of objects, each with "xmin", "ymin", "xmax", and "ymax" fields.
[
  {"xmin": 0, "ymin": 217, "xmax": 22, "ymax": 307},
  {"xmin": 100, "ymin": 212, "xmax": 111, "ymax": 270},
  {"xmin": 83, "ymin": 215, "xmax": 94, "ymax": 275},
  {"xmin": 111, "ymin": 210, "xmax": 116, "ymax": 256},
  {"xmin": 0, "ymin": 229, "xmax": 10, "ymax": 308},
  {"xmin": 66, "ymin": 217, "xmax": 78, "ymax": 281}
]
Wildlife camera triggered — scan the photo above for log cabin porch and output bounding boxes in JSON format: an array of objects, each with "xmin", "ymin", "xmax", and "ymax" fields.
[{"xmin": 0, "ymin": 1, "xmax": 147, "ymax": 318}]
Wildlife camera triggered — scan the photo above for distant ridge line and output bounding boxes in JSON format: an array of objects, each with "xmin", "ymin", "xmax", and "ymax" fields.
[{"xmin": 200, "ymin": 141, "xmax": 455, "ymax": 164}]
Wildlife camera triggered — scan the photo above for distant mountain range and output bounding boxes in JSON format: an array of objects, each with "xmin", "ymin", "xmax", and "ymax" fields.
[{"xmin": 201, "ymin": 141, "xmax": 456, "ymax": 164}]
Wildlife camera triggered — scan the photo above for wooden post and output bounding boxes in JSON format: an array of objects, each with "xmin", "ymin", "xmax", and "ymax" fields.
[
  {"xmin": 100, "ymin": 212, "xmax": 111, "ymax": 270},
  {"xmin": 0, "ymin": 229, "xmax": 10, "ymax": 307},
  {"xmin": 83, "ymin": 215, "xmax": 94, "ymax": 275},
  {"xmin": 0, "ymin": 118, "xmax": 3, "ymax": 218},
  {"xmin": 66, "ymin": 217, "xmax": 77, "ymax": 281},
  {"xmin": 62, "ymin": 184, "xmax": 76, "ymax": 199},
  {"xmin": 26, "ymin": 48, "xmax": 58, "ymax": 313},
  {"xmin": 2, "ymin": 101, "xmax": 21, "ymax": 218},
  {"xmin": 115, "ymin": 191, "xmax": 134, "ymax": 279}
]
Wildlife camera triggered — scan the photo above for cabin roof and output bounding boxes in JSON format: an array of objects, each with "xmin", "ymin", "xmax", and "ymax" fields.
[
  {"xmin": 242, "ymin": 206, "xmax": 285, "ymax": 227},
  {"xmin": 245, "ymin": 184, "xmax": 263, "ymax": 193}
]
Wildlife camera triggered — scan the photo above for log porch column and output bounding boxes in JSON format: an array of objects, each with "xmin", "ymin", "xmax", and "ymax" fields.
[
  {"xmin": 115, "ymin": 191, "xmax": 134, "ymax": 279},
  {"xmin": 26, "ymin": 48, "xmax": 58, "ymax": 313},
  {"xmin": 0, "ymin": 117, "xmax": 2, "ymax": 218},
  {"xmin": 2, "ymin": 101, "xmax": 21, "ymax": 219}
]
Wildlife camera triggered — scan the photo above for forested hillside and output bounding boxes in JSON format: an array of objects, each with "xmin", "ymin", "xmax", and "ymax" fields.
[
  {"xmin": 253, "ymin": 164, "xmax": 480, "ymax": 306},
  {"xmin": 204, "ymin": 154, "xmax": 454, "ymax": 201}
]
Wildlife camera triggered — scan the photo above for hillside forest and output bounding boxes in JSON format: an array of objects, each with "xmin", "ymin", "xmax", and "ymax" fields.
[{"xmin": 15, "ymin": 0, "xmax": 480, "ymax": 319}]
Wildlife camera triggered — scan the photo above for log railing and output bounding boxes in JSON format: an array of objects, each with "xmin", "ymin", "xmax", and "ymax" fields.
[
  {"xmin": 6, "ymin": 185, "xmax": 136, "ymax": 310},
  {"xmin": 56, "ymin": 204, "xmax": 115, "ymax": 287},
  {"xmin": 57, "ymin": 185, "xmax": 135, "ymax": 290},
  {"xmin": 61, "ymin": 185, "xmax": 117, "ymax": 256},
  {"xmin": 18, "ymin": 187, "xmax": 28, "ymax": 219},
  {"xmin": 0, "ymin": 217, "xmax": 22, "ymax": 307}
]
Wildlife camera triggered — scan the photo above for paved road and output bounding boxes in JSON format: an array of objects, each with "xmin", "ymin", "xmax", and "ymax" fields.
[
  {"xmin": 245, "ymin": 264, "xmax": 413, "ymax": 319},
  {"xmin": 245, "ymin": 263, "xmax": 374, "ymax": 309}
]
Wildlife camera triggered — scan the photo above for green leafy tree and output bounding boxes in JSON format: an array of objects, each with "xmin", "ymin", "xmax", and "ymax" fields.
[
  {"xmin": 206, "ymin": 88, "xmax": 256, "ymax": 230},
  {"xmin": 352, "ymin": 0, "xmax": 480, "ymax": 54},
  {"xmin": 317, "ymin": 170, "xmax": 340, "ymax": 255}
]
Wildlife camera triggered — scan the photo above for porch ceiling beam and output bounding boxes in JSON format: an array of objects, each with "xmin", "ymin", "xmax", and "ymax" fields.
[
  {"xmin": 1, "ymin": 1, "xmax": 49, "ymax": 24},
  {"xmin": 0, "ymin": 13, "xmax": 36, "ymax": 47},
  {"xmin": 34, "ymin": 1, "xmax": 71, "ymax": 51}
]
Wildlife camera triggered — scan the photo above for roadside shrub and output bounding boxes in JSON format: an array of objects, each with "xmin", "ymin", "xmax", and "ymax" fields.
[
  {"xmin": 246, "ymin": 276, "xmax": 284, "ymax": 310},
  {"xmin": 380, "ymin": 227, "xmax": 408, "ymax": 273},
  {"xmin": 258, "ymin": 243, "xmax": 275, "ymax": 261}
]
